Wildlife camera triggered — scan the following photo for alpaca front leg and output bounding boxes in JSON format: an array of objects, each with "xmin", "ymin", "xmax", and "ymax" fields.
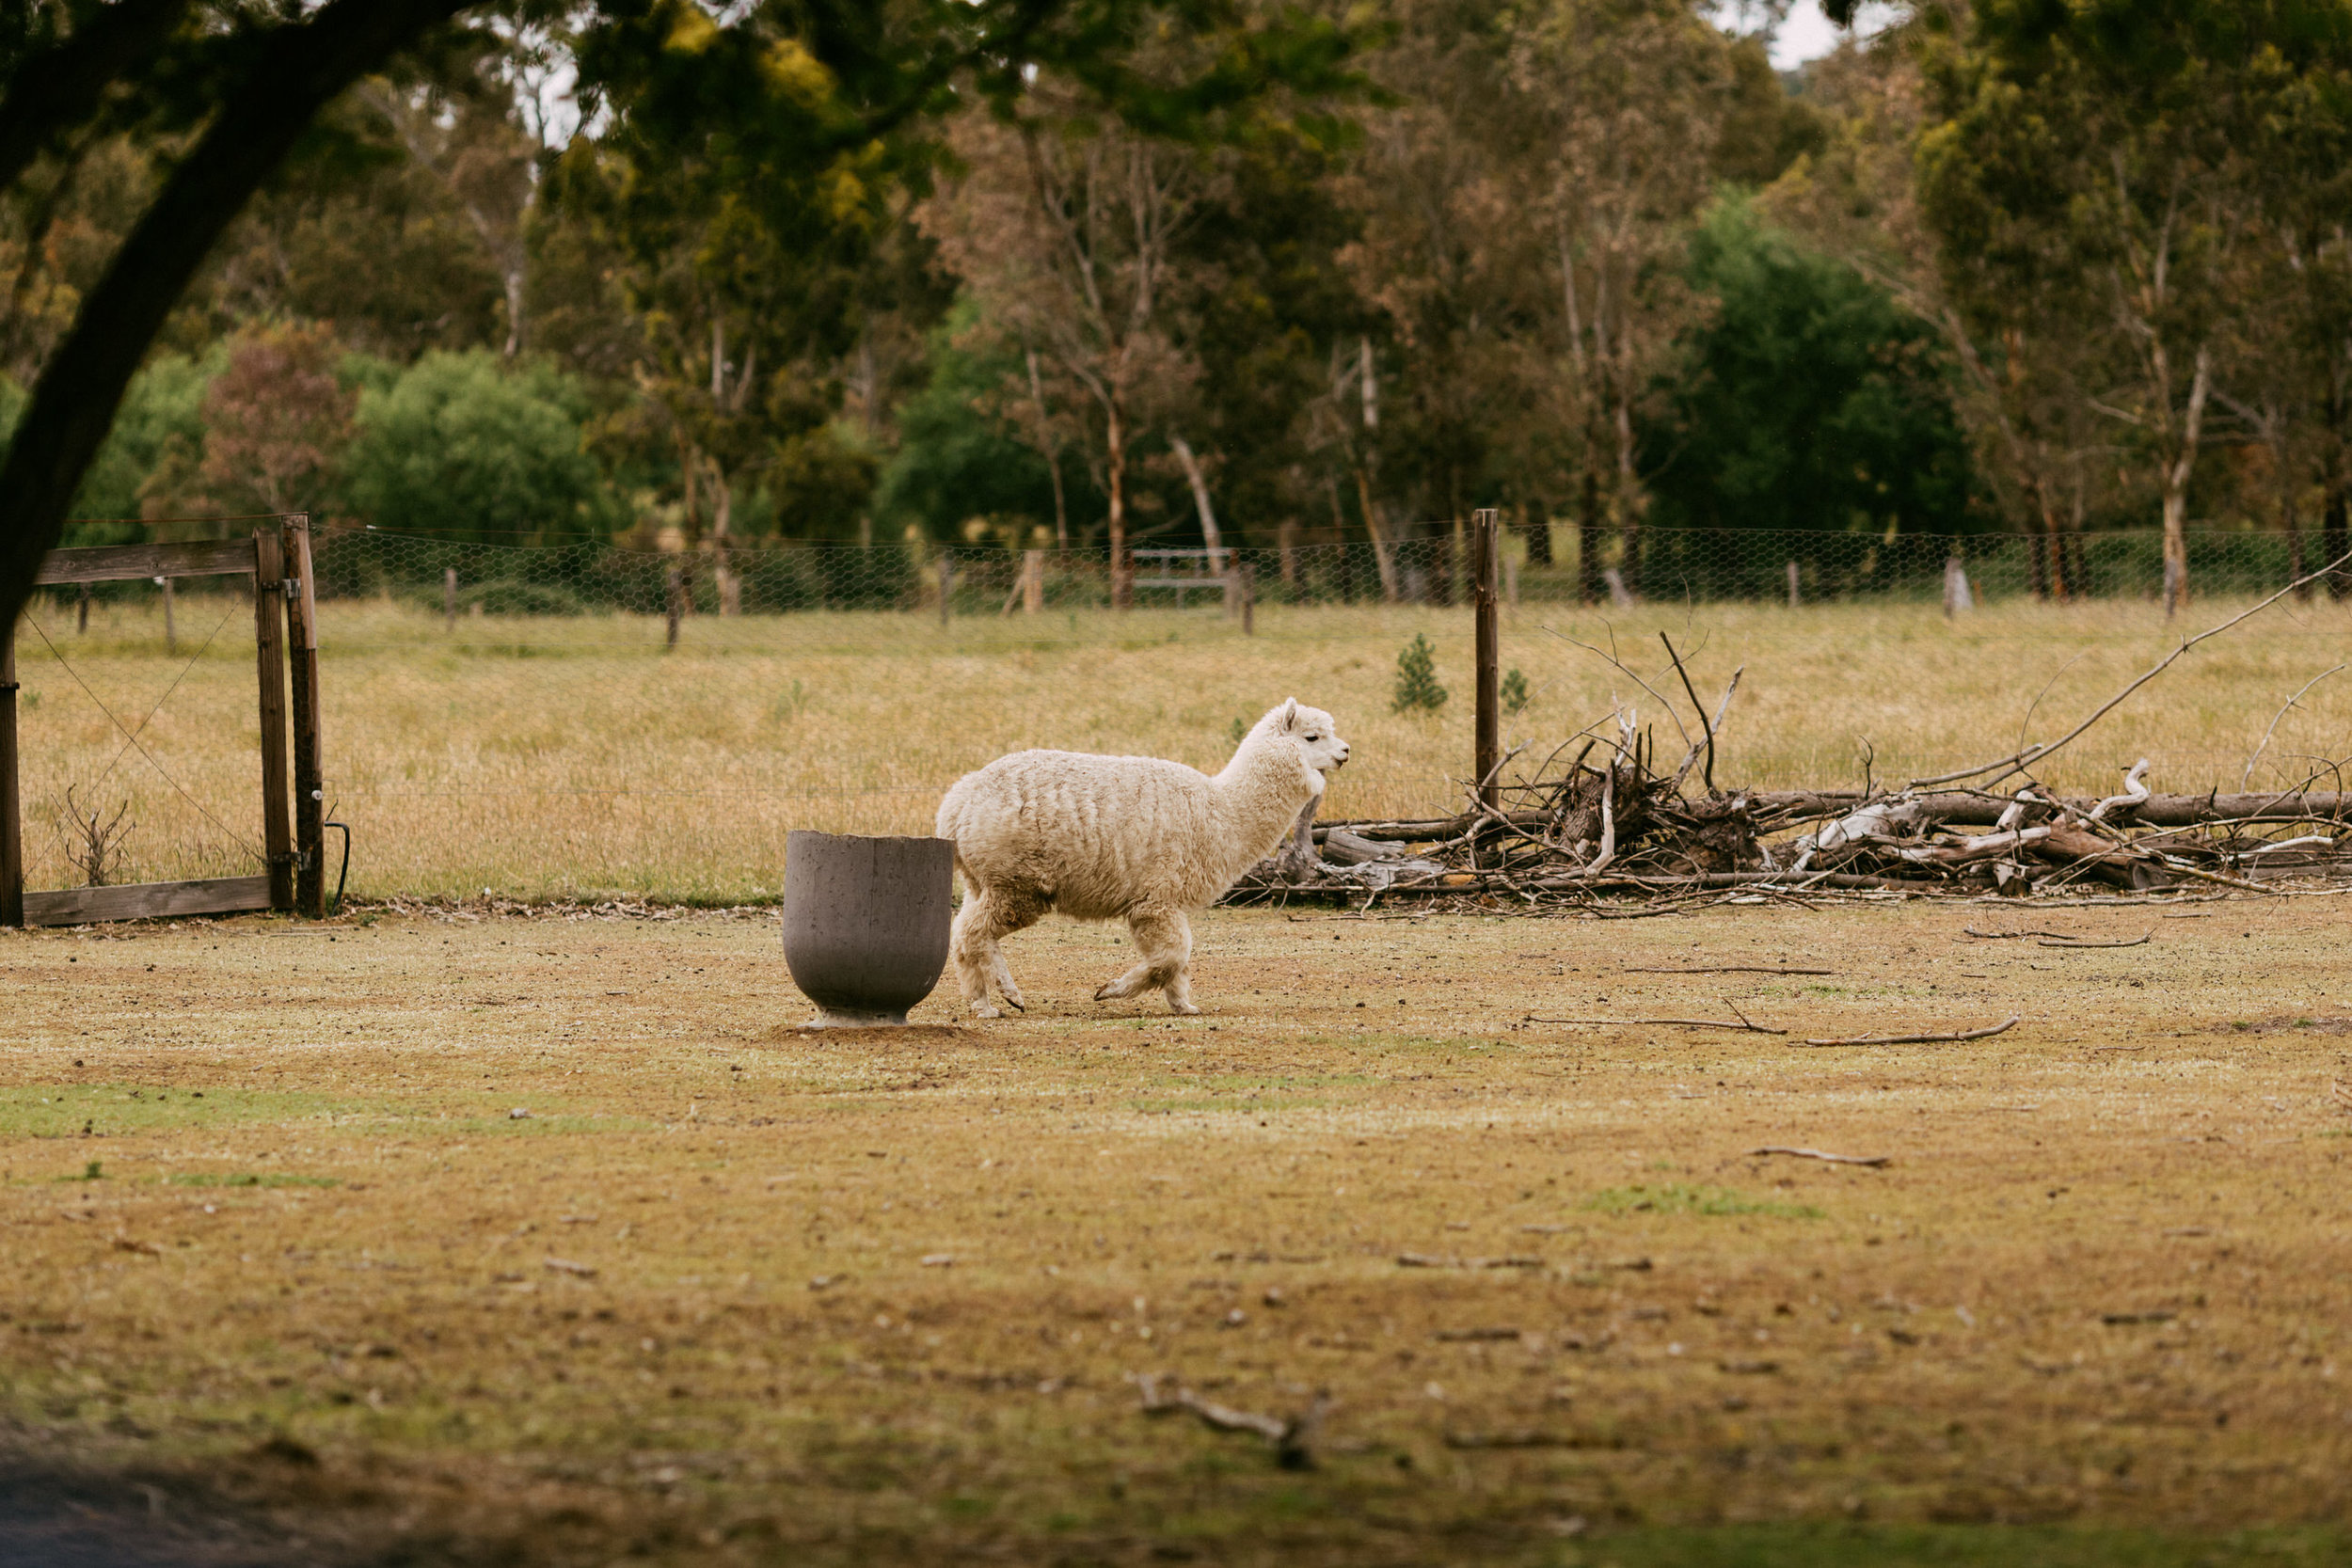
[
  {"xmin": 952, "ymin": 886, "xmax": 1041, "ymax": 1019},
  {"xmin": 1094, "ymin": 907, "xmax": 1198, "ymax": 1016},
  {"xmin": 947, "ymin": 896, "xmax": 1002, "ymax": 1018}
]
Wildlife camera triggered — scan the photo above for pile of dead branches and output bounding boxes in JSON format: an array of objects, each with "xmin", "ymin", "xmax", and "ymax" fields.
[{"xmin": 1232, "ymin": 562, "xmax": 2352, "ymax": 908}]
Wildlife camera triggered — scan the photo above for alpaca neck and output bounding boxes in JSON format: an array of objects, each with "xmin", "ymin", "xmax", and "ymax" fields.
[{"xmin": 1213, "ymin": 736, "xmax": 1322, "ymax": 860}]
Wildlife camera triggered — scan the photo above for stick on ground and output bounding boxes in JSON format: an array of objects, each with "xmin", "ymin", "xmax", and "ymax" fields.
[
  {"xmin": 1621, "ymin": 965, "xmax": 1833, "ymax": 975},
  {"xmin": 1804, "ymin": 1015, "xmax": 2020, "ymax": 1048},
  {"xmin": 1749, "ymin": 1147, "xmax": 1890, "ymax": 1168},
  {"xmin": 2037, "ymin": 929, "xmax": 2152, "ymax": 948},
  {"xmin": 1528, "ymin": 1014, "xmax": 1788, "ymax": 1035}
]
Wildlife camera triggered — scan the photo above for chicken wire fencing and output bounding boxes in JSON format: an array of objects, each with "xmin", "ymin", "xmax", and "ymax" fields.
[{"xmin": 15, "ymin": 524, "xmax": 2352, "ymax": 905}]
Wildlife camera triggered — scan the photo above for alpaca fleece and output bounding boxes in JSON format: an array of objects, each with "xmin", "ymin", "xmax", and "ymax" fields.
[{"xmin": 935, "ymin": 699, "xmax": 1350, "ymax": 1016}]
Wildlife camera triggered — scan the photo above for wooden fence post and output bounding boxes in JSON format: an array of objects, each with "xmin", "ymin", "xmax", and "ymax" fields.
[
  {"xmin": 1472, "ymin": 507, "xmax": 1501, "ymax": 812},
  {"xmin": 253, "ymin": 528, "xmax": 294, "ymax": 912},
  {"xmin": 444, "ymin": 566, "xmax": 457, "ymax": 629},
  {"xmin": 939, "ymin": 552, "xmax": 953, "ymax": 627},
  {"xmin": 1023, "ymin": 548, "xmax": 1044, "ymax": 614},
  {"xmin": 1787, "ymin": 559, "xmax": 1800, "ymax": 610},
  {"xmin": 77, "ymin": 584, "xmax": 89, "ymax": 634},
  {"xmin": 1241, "ymin": 562, "xmax": 1256, "ymax": 635},
  {"xmin": 1, "ymin": 618, "xmax": 20, "ymax": 928},
  {"xmin": 664, "ymin": 565, "xmax": 683, "ymax": 648},
  {"xmin": 159, "ymin": 575, "xmax": 175, "ymax": 653},
  {"xmin": 283, "ymin": 516, "xmax": 325, "ymax": 919}
]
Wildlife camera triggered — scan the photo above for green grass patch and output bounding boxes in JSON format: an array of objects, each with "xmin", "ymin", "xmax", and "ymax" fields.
[
  {"xmin": 1584, "ymin": 1183, "xmax": 1823, "ymax": 1220},
  {"xmin": 0, "ymin": 1085, "xmax": 365, "ymax": 1140}
]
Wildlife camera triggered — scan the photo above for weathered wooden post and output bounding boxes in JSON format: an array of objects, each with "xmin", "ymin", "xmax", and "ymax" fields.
[
  {"xmin": 1023, "ymin": 548, "xmax": 1044, "ymax": 614},
  {"xmin": 1472, "ymin": 506, "xmax": 1501, "ymax": 813},
  {"xmin": 158, "ymin": 575, "xmax": 175, "ymax": 653},
  {"xmin": 665, "ymin": 564, "xmax": 684, "ymax": 649},
  {"xmin": 1241, "ymin": 562, "xmax": 1256, "ymax": 636},
  {"xmin": 444, "ymin": 566, "xmax": 457, "ymax": 629},
  {"xmin": 253, "ymin": 527, "xmax": 294, "ymax": 912},
  {"xmin": 283, "ymin": 516, "xmax": 325, "ymax": 919},
  {"xmin": 0, "ymin": 616, "xmax": 20, "ymax": 928},
  {"xmin": 1787, "ymin": 559, "xmax": 1800, "ymax": 609},
  {"xmin": 938, "ymin": 552, "xmax": 953, "ymax": 627},
  {"xmin": 76, "ymin": 584, "xmax": 89, "ymax": 634}
]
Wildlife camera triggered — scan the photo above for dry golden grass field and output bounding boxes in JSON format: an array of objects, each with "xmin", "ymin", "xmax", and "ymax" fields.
[
  {"xmin": 4, "ymin": 895, "xmax": 2352, "ymax": 1566},
  {"xmin": 12, "ymin": 591, "xmax": 2352, "ymax": 900}
]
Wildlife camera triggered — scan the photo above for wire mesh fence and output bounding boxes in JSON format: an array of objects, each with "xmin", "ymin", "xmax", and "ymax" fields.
[
  {"xmin": 313, "ymin": 523, "xmax": 2352, "ymax": 618},
  {"xmin": 12, "ymin": 525, "xmax": 2352, "ymax": 905}
]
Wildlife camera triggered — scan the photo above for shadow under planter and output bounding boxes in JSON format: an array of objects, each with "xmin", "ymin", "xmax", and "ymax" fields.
[{"xmin": 781, "ymin": 831, "xmax": 956, "ymax": 1026}]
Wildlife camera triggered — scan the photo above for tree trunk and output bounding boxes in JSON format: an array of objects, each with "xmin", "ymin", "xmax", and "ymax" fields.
[
  {"xmin": 1521, "ymin": 499, "xmax": 1553, "ymax": 566},
  {"xmin": 711, "ymin": 457, "xmax": 739, "ymax": 616},
  {"xmin": 1577, "ymin": 463, "xmax": 1602, "ymax": 605},
  {"xmin": 2286, "ymin": 485, "xmax": 2307, "ymax": 599},
  {"xmin": 1027, "ymin": 349, "xmax": 1068, "ymax": 550},
  {"xmin": 1353, "ymin": 466, "xmax": 1400, "ymax": 602},
  {"xmin": 501, "ymin": 262, "xmax": 526, "ymax": 360},
  {"xmin": 0, "ymin": 0, "xmax": 473, "ymax": 639},
  {"xmin": 1169, "ymin": 435, "xmax": 1224, "ymax": 571},
  {"xmin": 1107, "ymin": 400, "xmax": 1131, "ymax": 610},
  {"xmin": 2326, "ymin": 471, "xmax": 2350, "ymax": 601},
  {"xmin": 2160, "ymin": 345, "xmax": 2213, "ymax": 619}
]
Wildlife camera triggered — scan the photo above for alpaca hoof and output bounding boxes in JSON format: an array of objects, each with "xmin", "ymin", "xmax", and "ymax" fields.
[
  {"xmin": 1001, "ymin": 991, "xmax": 1026, "ymax": 1013},
  {"xmin": 1168, "ymin": 1000, "xmax": 1201, "ymax": 1017},
  {"xmin": 972, "ymin": 1003, "xmax": 1003, "ymax": 1020}
]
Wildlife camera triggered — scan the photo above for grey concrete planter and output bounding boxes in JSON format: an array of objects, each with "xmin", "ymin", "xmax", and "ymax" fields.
[{"xmin": 780, "ymin": 831, "xmax": 955, "ymax": 1026}]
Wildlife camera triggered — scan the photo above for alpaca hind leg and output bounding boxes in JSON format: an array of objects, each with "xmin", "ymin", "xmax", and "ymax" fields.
[
  {"xmin": 983, "ymin": 894, "xmax": 1045, "ymax": 1012},
  {"xmin": 951, "ymin": 886, "xmax": 1042, "ymax": 1019},
  {"xmin": 1094, "ymin": 906, "xmax": 1199, "ymax": 1016}
]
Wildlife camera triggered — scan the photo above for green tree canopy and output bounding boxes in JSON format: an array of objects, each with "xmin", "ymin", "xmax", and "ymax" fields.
[
  {"xmin": 1641, "ymin": 196, "xmax": 1980, "ymax": 591},
  {"xmin": 343, "ymin": 350, "xmax": 610, "ymax": 540}
]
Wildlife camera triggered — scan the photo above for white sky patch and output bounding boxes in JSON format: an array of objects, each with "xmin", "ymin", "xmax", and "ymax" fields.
[{"xmin": 1768, "ymin": 0, "xmax": 1905, "ymax": 70}]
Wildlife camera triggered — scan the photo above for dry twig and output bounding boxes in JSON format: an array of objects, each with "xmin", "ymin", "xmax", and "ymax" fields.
[
  {"xmin": 1526, "ymin": 1014, "xmax": 1788, "ymax": 1035},
  {"xmin": 1621, "ymin": 965, "xmax": 1832, "ymax": 975},
  {"xmin": 1906, "ymin": 548, "xmax": 2352, "ymax": 792},
  {"xmin": 2037, "ymin": 929, "xmax": 2152, "ymax": 948},
  {"xmin": 1804, "ymin": 1015, "xmax": 2021, "ymax": 1048},
  {"xmin": 1749, "ymin": 1147, "xmax": 1890, "ymax": 1168}
]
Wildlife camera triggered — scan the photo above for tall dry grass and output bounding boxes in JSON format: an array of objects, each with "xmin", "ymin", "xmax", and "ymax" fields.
[{"xmin": 13, "ymin": 587, "xmax": 2352, "ymax": 900}]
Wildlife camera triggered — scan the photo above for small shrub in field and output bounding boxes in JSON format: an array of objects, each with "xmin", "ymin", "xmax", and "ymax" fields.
[
  {"xmin": 1392, "ymin": 633, "xmax": 1447, "ymax": 713},
  {"xmin": 1501, "ymin": 667, "xmax": 1530, "ymax": 715}
]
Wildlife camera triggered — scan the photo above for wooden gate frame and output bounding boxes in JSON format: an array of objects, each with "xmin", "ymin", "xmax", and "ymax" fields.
[{"xmin": 0, "ymin": 515, "xmax": 324, "ymax": 927}]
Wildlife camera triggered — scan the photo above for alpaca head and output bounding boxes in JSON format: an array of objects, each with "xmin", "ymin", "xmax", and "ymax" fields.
[{"xmin": 1248, "ymin": 698, "xmax": 1350, "ymax": 783}]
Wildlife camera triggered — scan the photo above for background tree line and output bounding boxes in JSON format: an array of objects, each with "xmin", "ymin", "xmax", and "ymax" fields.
[{"xmin": 8, "ymin": 0, "xmax": 2351, "ymax": 609}]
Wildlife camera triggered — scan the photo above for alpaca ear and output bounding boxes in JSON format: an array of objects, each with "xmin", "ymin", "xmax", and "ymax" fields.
[{"xmin": 1278, "ymin": 698, "xmax": 1300, "ymax": 732}]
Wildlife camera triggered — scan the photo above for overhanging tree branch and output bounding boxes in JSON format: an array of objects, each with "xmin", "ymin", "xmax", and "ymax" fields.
[
  {"xmin": 0, "ymin": 0, "xmax": 476, "ymax": 633},
  {"xmin": 0, "ymin": 0, "xmax": 195, "ymax": 193}
]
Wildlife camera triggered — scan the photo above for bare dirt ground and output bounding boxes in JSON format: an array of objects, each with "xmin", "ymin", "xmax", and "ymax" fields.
[{"xmin": 3, "ymin": 897, "xmax": 2351, "ymax": 1566}]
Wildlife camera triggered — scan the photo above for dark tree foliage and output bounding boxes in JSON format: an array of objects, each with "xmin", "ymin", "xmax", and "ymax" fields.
[{"xmin": 1641, "ymin": 197, "xmax": 1981, "ymax": 595}]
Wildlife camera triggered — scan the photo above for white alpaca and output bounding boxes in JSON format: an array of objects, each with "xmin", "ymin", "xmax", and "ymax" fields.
[{"xmin": 935, "ymin": 699, "xmax": 1350, "ymax": 1017}]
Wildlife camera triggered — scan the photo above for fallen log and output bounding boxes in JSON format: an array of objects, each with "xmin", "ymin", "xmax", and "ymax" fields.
[{"xmin": 1747, "ymin": 790, "xmax": 2352, "ymax": 830}]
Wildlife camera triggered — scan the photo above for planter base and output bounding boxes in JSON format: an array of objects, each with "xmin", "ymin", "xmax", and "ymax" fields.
[{"xmin": 801, "ymin": 1005, "xmax": 918, "ymax": 1029}]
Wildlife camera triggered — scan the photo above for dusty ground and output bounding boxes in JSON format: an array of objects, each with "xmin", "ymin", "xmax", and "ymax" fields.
[{"xmin": 3, "ymin": 896, "xmax": 2351, "ymax": 1566}]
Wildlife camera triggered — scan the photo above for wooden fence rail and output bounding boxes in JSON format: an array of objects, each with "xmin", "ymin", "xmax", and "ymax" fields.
[{"xmin": 1, "ymin": 515, "xmax": 322, "ymax": 927}]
